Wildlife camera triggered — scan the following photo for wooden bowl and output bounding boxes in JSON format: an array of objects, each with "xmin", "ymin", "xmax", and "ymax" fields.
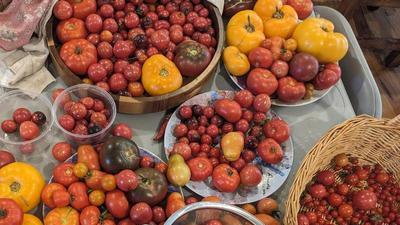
[{"xmin": 46, "ymin": 1, "xmax": 224, "ymax": 114}]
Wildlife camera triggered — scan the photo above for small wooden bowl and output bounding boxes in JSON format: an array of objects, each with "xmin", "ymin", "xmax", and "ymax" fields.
[{"xmin": 46, "ymin": 1, "xmax": 224, "ymax": 114}]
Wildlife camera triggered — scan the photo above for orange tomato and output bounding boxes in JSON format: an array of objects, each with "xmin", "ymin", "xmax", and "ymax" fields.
[
  {"xmin": 44, "ymin": 207, "xmax": 79, "ymax": 225},
  {"xmin": 41, "ymin": 183, "xmax": 67, "ymax": 209},
  {"xmin": 256, "ymin": 198, "xmax": 279, "ymax": 214},
  {"xmin": 255, "ymin": 214, "xmax": 280, "ymax": 225},
  {"xmin": 242, "ymin": 204, "xmax": 257, "ymax": 214},
  {"xmin": 165, "ymin": 192, "xmax": 185, "ymax": 217}
]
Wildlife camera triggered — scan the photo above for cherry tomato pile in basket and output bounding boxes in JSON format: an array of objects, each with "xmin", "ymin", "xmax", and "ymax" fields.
[
  {"xmin": 1, "ymin": 108, "xmax": 47, "ymax": 141},
  {"xmin": 169, "ymin": 90, "xmax": 290, "ymax": 193},
  {"xmin": 53, "ymin": 0, "xmax": 217, "ymax": 97},
  {"xmin": 298, "ymin": 154, "xmax": 400, "ymax": 225}
]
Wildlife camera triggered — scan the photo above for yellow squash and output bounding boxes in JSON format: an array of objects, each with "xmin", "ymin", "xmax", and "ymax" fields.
[
  {"xmin": 253, "ymin": 0, "xmax": 283, "ymax": 22},
  {"xmin": 22, "ymin": 214, "xmax": 43, "ymax": 225},
  {"xmin": 142, "ymin": 54, "xmax": 183, "ymax": 96},
  {"xmin": 227, "ymin": 10, "xmax": 265, "ymax": 54},
  {"xmin": 223, "ymin": 46, "xmax": 250, "ymax": 76},
  {"xmin": 263, "ymin": 5, "xmax": 298, "ymax": 39},
  {"xmin": 292, "ymin": 18, "xmax": 349, "ymax": 63},
  {"xmin": 0, "ymin": 162, "xmax": 45, "ymax": 212}
]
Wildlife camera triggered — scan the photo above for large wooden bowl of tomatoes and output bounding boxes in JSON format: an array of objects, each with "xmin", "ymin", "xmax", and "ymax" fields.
[{"xmin": 46, "ymin": 0, "xmax": 223, "ymax": 114}]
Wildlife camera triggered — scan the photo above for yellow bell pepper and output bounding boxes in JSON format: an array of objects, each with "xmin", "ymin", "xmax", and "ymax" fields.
[
  {"xmin": 0, "ymin": 162, "xmax": 45, "ymax": 212},
  {"xmin": 263, "ymin": 5, "xmax": 298, "ymax": 39},
  {"xmin": 292, "ymin": 18, "xmax": 349, "ymax": 63},
  {"xmin": 254, "ymin": 0, "xmax": 283, "ymax": 22},
  {"xmin": 223, "ymin": 46, "xmax": 250, "ymax": 76},
  {"xmin": 22, "ymin": 214, "xmax": 43, "ymax": 225},
  {"xmin": 141, "ymin": 54, "xmax": 183, "ymax": 96},
  {"xmin": 227, "ymin": 10, "xmax": 265, "ymax": 54}
]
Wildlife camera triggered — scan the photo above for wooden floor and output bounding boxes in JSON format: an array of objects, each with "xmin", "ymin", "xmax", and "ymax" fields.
[{"xmin": 315, "ymin": 3, "xmax": 400, "ymax": 118}]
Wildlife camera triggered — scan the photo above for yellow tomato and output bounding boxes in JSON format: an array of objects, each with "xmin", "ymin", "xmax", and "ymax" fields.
[
  {"xmin": 292, "ymin": 18, "xmax": 349, "ymax": 63},
  {"xmin": 223, "ymin": 46, "xmax": 250, "ymax": 76},
  {"xmin": 227, "ymin": 10, "xmax": 265, "ymax": 54},
  {"xmin": 141, "ymin": 54, "xmax": 183, "ymax": 96},
  {"xmin": 22, "ymin": 214, "xmax": 43, "ymax": 225},
  {"xmin": 254, "ymin": 0, "xmax": 283, "ymax": 22},
  {"xmin": 221, "ymin": 132, "xmax": 244, "ymax": 161},
  {"xmin": 263, "ymin": 5, "xmax": 298, "ymax": 39},
  {"xmin": 44, "ymin": 207, "xmax": 79, "ymax": 225},
  {"xmin": 0, "ymin": 162, "xmax": 45, "ymax": 212}
]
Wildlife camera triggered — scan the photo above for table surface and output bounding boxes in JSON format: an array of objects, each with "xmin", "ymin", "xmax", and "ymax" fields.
[{"xmin": 23, "ymin": 62, "xmax": 354, "ymax": 213}]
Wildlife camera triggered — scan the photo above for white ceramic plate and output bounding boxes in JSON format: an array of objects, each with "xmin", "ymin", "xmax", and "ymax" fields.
[{"xmin": 164, "ymin": 90, "xmax": 294, "ymax": 204}]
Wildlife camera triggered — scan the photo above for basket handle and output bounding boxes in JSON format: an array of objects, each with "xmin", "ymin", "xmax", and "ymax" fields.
[{"xmin": 388, "ymin": 114, "xmax": 400, "ymax": 126}]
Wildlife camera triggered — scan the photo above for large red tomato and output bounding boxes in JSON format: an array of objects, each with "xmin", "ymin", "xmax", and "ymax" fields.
[
  {"xmin": 60, "ymin": 39, "xmax": 97, "ymax": 75},
  {"xmin": 214, "ymin": 99, "xmax": 242, "ymax": 123},
  {"xmin": 240, "ymin": 164, "xmax": 262, "ymax": 187},
  {"xmin": 187, "ymin": 157, "xmax": 213, "ymax": 181},
  {"xmin": 68, "ymin": 182, "xmax": 90, "ymax": 210},
  {"xmin": 211, "ymin": 164, "xmax": 240, "ymax": 193},
  {"xmin": 105, "ymin": 190, "xmax": 129, "ymax": 219},
  {"xmin": 263, "ymin": 119, "xmax": 290, "ymax": 143},
  {"xmin": 257, "ymin": 138, "xmax": 283, "ymax": 164},
  {"xmin": 56, "ymin": 18, "xmax": 88, "ymax": 43},
  {"xmin": 66, "ymin": 0, "xmax": 96, "ymax": 20},
  {"xmin": 0, "ymin": 198, "xmax": 23, "ymax": 225},
  {"xmin": 313, "ymin": 63, "xmax": 341, "ymax": 90},
  {"xmin": 277, "ymin": 76, "xmax": 306, "ymax": 103},
  {"xmin": 246, "ymin": 68, "xmax": 278, "ymax": 95},
  {"xmin": 53, "ymin": 0, "xmax": 73, "ymax": 20}
]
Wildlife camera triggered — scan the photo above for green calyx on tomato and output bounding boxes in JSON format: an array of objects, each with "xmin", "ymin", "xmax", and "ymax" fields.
[
  {"xmin": 160, "ymin": 68, "xmax": 169, "ymax": 77},
  {"xmin": 9, "ymin": 182, "xmax": 21, "ymax": 192}
]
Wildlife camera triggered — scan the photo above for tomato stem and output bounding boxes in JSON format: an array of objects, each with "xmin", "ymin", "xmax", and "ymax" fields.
[
  {"xmin": 9, "ymin": 181, "xmax": 21, "ymax": 192},
  {"xmin": 74, "ymin": 47, "xmax": 82, "ymax": 55},
  {"xmin": 245, "ymin": 16, "xmax": 255, "ymax": 33},
  {"xmin": 321, "ymin": 26, "xmax": 329, "ymax": 32},
  {"xmin": 272, "ymin": 10, "xmax": 284, "ymax": 19},
  {"xmin": 0, "ymin": 209, "xmax": 6, "ymax": 219},
  {"xmin": 160, "ymin": 68, "xmax": 169, "ymax": 77}
]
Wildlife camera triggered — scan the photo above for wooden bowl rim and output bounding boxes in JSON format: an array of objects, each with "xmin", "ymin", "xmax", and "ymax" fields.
[{"xmin": 46, "ymin": 2, "xmax": 224, "ymax": 104}]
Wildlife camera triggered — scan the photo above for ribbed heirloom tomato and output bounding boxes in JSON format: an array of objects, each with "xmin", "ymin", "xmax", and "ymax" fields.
[
  {"xmin": 211, "ymin": 164, "xmax": 240, "ymax": 192},
  {"xmin": 187, "ymin": 157, "xmax": 213, "ymax": 181},
  {"xmin": 60, "ymin": 39, "xmax": 97, "ymax": 75},
  {"xmin": 0, "ymin": 198, "xmax": 23, "ymax": 225}
]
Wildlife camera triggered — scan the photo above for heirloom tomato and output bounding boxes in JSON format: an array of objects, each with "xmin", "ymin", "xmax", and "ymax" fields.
[
  {"xmin": 56, "ymin": 18, "xmax": 87, "ymax": 43},
  {"xmin": 187, "ymin": 157, "xmax": 213, "ymax": 181},
  {"xmin": 41, "ymin": 183, "xmax": 67, "ymax": 209},
  {"xmin": 0, "ymin": 198, "xmax": 23, "ymax": 225},
  {"xmin": 313, "ymin": 63, "xmax": 341, "ymax": 90},
  {"xmin": 277, "ymin": 76, "xmax": 306, "ymax": 102},
  {"xmin": 223, "ymin": 46, "xmax": 250, "ymax": 77},
  {"xmin": 66, "ymin": 0, "xmax": 96, "ymax": 20},
  {"xmin": 68, "ymin": 182, "xmax": 89, "ymax": 210},
  {"xmin": 22, "ymin": 214, "xmax": 43, "ymax": 225},
  {"xmin": 53, "ymin": 163, "xmax": 79, "ymax": 187},
  {"xmin": 211, "ymin": 164, "xmax": 240, "ymax": 192},
  {"xmin": 60, "ymin": 39, "xmax": 97, "ymax": 75},
  {"xmin": 263, "ymin": 5, "xmax": 298, "ymax": 39},
  {"xmin": 214, "ymin": 99, "xmax": 242, "ymax": 123},
  {"xmin": 45, "ymin": 207, "xmax": 79, "ymax": 225},
  {"xmin": 106, "ymin": 190, "xmax": 129, "ymax": 219},
  {"xmin": 79, "ymin": 206, "xmax": 100, "ymax": 225},
  {"xmin": 174, "ymin": 40, "xmax": 211, "ymax": 77},
  {"xmin": 246, "ymin": 68, "xmax": 278, "ymax": 95},
  {"xmin": 263, "ymin": 119, "xmax": 290, "ymax": 143},
  {"xmin": 257, "ymin": 138, "xmax": 283, "ymax": 164}
]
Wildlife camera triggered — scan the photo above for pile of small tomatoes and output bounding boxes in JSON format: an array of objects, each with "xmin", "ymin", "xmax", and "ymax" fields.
[
  {"xmin": 298, "ymin": 154, "xmax": 400, "ymax": 225},
  {"xmin": 170, "ymin": 90, "xmax": 290, "ymax": 193}
]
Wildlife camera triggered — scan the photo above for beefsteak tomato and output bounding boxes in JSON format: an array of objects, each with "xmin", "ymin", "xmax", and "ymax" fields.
[
  {"xmin": 174, "ymin": 40, "xmax": 211, "ymax": 77},
  {"xmin": 211, "ymin": 164, "xmax": 240, "ymax": 193},
  {"xmin": 56, "ymin": 18, "xmax": 87, "ymax": 43},
  {"xmin": 60, "ymin": 39, "xmax": 97, "ymax": 75}
]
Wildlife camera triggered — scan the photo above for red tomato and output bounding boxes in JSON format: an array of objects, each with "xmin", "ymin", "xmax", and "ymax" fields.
[
  {"xmin": 235, "ymin": 119, "xmax": 249, "ymax": 133},
  {"xmin": 246, "ymin": 68, "xmax": 278, "ymax": 95},
  {"xmin": 187, "ymin": 157, "xmax": 213, "ymax": 181},
  {"xmin": 257, "ymin": 138, "xmax": 283, "ymax": 164},
  {"xmin": 113, "ymin": 40, "xmax": 134, "ymax": 59},
  {"xmin": 52, "ymin": 142, "xmax": 72, "ymax": 162},
  {"xmin": 68, "ymin": 182, "xmax": 90, "ymax": 210},
  {"xmin": 376, "ymin": 172, "xmax": 389, "ymax": 184},
  {"xmin": 297, "ymin": 214, "xmax": 309, "ymax": 225},
  {"xmin": 263, "ymin": 119, "xmax": 289, "ymax": 143},
  {"xmin": 338, "ymin": 204, "xmax": 353, "ymax": 218},
  {"xmin": 352, "ymin": 190, "xmax": 377, "ymax": 210},
  {"xmin": 152, "ymin": 206, "xmax": 166, "ymax": 223},
  {"xmin": 113, "ymin": 123, "xmax": 133, "ymax": 139},
  {"xmin": 271, "ymin": 60, "xmax": 289, "ymax": 78},
  {"xmin": 328, "ymin": 193, "xmax": 343, "ymax": 207},
  {"xmin": 41, "ymin": 183, "xmax": 67, "ymax": 208},
  {"xmin": 1, "ymin": 120, "xmax": 17, "ymax": 134},
  {"xmin": 106, "ymin": 190, "xmax": 130, "ymax": 219},
  {"xmin": 130, "ymin": 202, "xmax": 153, "ymax": 225},
  {"xmin": 53, "ymin": 0, "xmax": 73, "ymax": 20},
  {"xmin": 109, "ymin": 73, "xmax": 128, "ymax": 93},
  {"xmin": 80, "ymin": 206, "xmax": 100, "ymax": 225},
  {"xmin": 85, "ymin": 14, "xmax": 103, "ymax": 33},
  {"xmin": 57, "ymin": 18, "xmax": 88, "ymax": 43},
  {"xmin": 214, "ymin": 99, "xmax": 242, "ymax": 123},
  {"xmin": 52, "ymin": 190, "xmax": 71, "ymax": 208},
  {"xmin": 123, "ymin": 64, "xmax": 141, "ymax": 82},
  {"xmin": 253, "ymin": 94, "xmax": 271, "ymax": 113},
  {"xmin": 150, "ymin": 29, "xmax": 170, "ymax": 51},
  {"xmin": 140, "ymin": 156, "xmax": 155, "ymax": 168},
  {"xmin": 287, "ymin": 0, "xmax": 313, "ymax": 19},
  {"xmin": 0, "ymin": 198, "xmax": 23, "ymax": 225},
  {"xmin": 171, "ymin": 143, "xmax": 192, "ymax": 160},
  {"xmin": 337, "ymin": 183, "xmax": 349, "ymax": 195},
  {"xmin": 316, "ymin": 170, "xmax": 335, "ymax": 186},
  {"xmin": 248, "ymin": 47, "xmax": 273, "ymax": 69},
  {"xmin": 305, "ymin": 212, "xmax": 317, "ymax": 224},
  {"xmin": 169, "ymin": 11, "xmax": 186, "ymax": 25},
  {"xmin": 97, "ymin": 42, "xmax": 113, "ymax": 59},
  {"xmin": 60, "ymin": 39, "xmax": 97, "ymax": 75},
  {"xmin": 154, "ymin": 162, "xmax": 168, "ymax": 174},
  {"xmin": 70, "ymin": 102, "xmax": 87, "ymax": 120},
  {"xmin": 13, "ymin": 108, "xmax": 31, "ymax": 124},
  {"xmin": 234, "ymin": 90, "xmax": 254, "ymax": 109},
  {"xmin": 240, "ymin": 164, "xmax": 262, "ymax": 187},
  {"xmin": 118, "ymin": 219, "xmax": 135, "ymax": 225},
  {"xmin": 277, "ymin": 76, "xmax": 306, "ymax": 103},
  {"xmin": 115, "ymin": 169, "xmax": 138, "ymax": 192},
  {"xmin": 313, "ymin": 63, "xmax": 341, "ymax": 90},
  {"xmin": 206, "ymin": 220, "xmax": 223, "ymax": 225},
  {"xmin": 18, "ymin": 121, "xmax": 39, "ymax": 140},
  {"xmin": 53, "ymin": 162, "xmax": 79, "ymax": 187},
  {"xmin": 173, "ymin": 124, "xmax": 188, "ymax": 138},
  {"xmin": 308, "ymin": 184, "xmax": 328, "ymax": 199},
  {"xmin": 66, "ymin": 0, "xmax": 96, "ymax": 19},
  {"xmin": 124, "ymin": 12, "xmax": 140, "ymax": 29},
  {"xmin": 211, "ymin": 164, "xmax": 240, "ymax": 193}
]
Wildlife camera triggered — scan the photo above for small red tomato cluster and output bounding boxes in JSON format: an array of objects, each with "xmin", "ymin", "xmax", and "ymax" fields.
[
  {"xmin": 57, "ymin": 95, "xmax": 111, "ymax": 135},
  {"xmin": 1, "ymin": 108, "xmax": 47, "ymax": 141},
  {"xmin": 54, "ymin": 0, "xmax": 217, "ymax": 97},
  {"xmin": 298, "ymin": 154, "xmax": 400, "ymax": 225},
  {"xmin": 245, "ymin": 36, "xmax": 341, "ymax": 103},
  {"xmin": 171, "ymin": 90, "xmax": 290, "ymax": 192}
]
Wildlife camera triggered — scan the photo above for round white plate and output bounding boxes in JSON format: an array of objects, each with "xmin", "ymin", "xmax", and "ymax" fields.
[{"xmin": 164, "ymin": 90, "xmax": 294, "ymax": 204}]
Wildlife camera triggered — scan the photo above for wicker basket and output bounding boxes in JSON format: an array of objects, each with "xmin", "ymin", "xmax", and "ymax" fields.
[{"xmin": 284, "ymin": 115, "xmax": 400, "ymax": 225}]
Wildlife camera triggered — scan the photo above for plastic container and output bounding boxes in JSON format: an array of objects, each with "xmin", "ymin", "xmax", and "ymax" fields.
[
  {"xmin": 52, "ymin": 84, "xmax": 116, "ymax": 145},
  {"xmin": 0, "ymin": 90, "xmax": 54, "ymax": 157},
  {"xmin": 165, "ymin": 202, "xmax": 264, "ymax": 225},
  {"xmin": 314, "ymin": 6, "xmax": 382, "ymax": 118}
]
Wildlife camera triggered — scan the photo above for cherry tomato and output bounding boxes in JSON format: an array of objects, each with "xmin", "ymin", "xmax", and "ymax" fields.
[
  {"xmin": 123, "ymin": 63, "xmax": 141, "ymax": 82},
  {"xmin": 297, "ymin": 214, "xmax": 309, "ymax": 225},
  {"xmin": 88, "ymin": 63, "xmax": 107, "ymax": 83},
  {"xmin": 100, "ymin": 30, "xmax": 113, "ymax": 43},
  {"xmin": 152, "ymin": 206, "xmax": 166, "ymax": 223},
  {"xmin": 376, "ymin": 172, "xmax": 389, "ymax": 184},
  {"xmin": 109, "ymin": 73, "xmax": 128, "ymax": 93},
  {"xmin": 308, "ymin": 184, "xmax": 328, "ymax": 199},
  {"xmin": 174, "ymin": 124, "xmax": 188, "ymax": 138},
  {"xmin": 338, "ymin": 204, "xmax": 353, "ymax": 218},
  {"xmin": 263, "ymin": 118, "xmax": 290, "ymax": 143},
  {"xmin": 73, "ymin": 163, "xmax": 89, "ymax": 178},
  {"xmin": 127, "ymin": 82, "xmax": 145, "ymax": 97},
  {"xmin": 242, "ymin": 150, "xmax": 256, "ymax": 163},
  {"xmin": 106, "ymin": 190, "xmax": 129, "ymax": 219},
  {"xmin": 253, "ymin": 112, "xmax": 267, "ymax": 125},
  {"xmin": 316, "ymin": 170, "xmax": 335, "ymax": 186},
  {"xmin": 53, "ymin": 162, "xmax": 79, "ymax": 187},
  {"xmin": 97, "ymin": 41, "xmax": 113, "ymax": 58},
  {"xmin": 211, "ymin": 164, "xmax": 240, "ymax": 193},
  {"xmin": 125, "ymin": 12, "xmax": 140, "ymax": 29},
  {"xmin": 101, "ymin": 174, "xmax": 117, "ymax": 191},
  {"xmin": 19, "ymin": 121, "xmax": 40, "ymax": 140},
  {"xmin": 53, "ymin": 0, "xmax": 73, "ymax": 20},
  {"xmin": 253, "ymin": 94, "xmax": 271, "ymax": 113},
  {"xmin": 328, "ymin": 193, "xmax": 343, "ymax": 207},
  {"xmin": 1, "ymin": 120, "xmax": 17, "ymax": 133},
  {"xmin": 85, "ymin": 14, "xmax": 103, "ymax": 33},
  {"xmin": 70, "ymin": 103, "xmax": 87, "ymax": 120},
  {"xmin": 130, "ymin": 202, "xmax": 153, "ymax": 225},
  {"xmin": 103, "ymin": 18, "xmax": 118, "ymax": 33},
  {"xmin": 334, "ymin": 153, "xmax": 349, "ymax": 167},
  {"xmin": 13, "ymin": 108, "xmax": 31, "ymax": 124},
  {"xmin": 171, "ymin": 142, "xmax": 192, "ymax": 160},
  {"xmin": 113, "ymin": 40, "xmax": 134, "ymax": 59},
  {"xmin": 89, "ymin": 190, "xmax": 105, "ymax": 206},
  {"xmin": 115, "ymin": 169, "xmax": 138, "ymax": 192},
  {"xmin": 242, "ymin": 110, "xmax": 254, "ymax": 123},
  {"xmin": 256, "ymin": 198, "xmax": 279, "ymax": 214},
  {"xmin": 305, "ymin": 211, "xmax": 317, "ymax": 224},
  {"xmin": 187, "ymin": 157, "xmax": 213, "ymax": 181},
  {"xmin": 154, "ymin": 162, "xmax": 168, "ymax": 174},
  {"xmin": 337, "ymin": 184, "xmax": 350, "ymax": 195},
  {"xmin": 230, "ymin": 157, "xmax": 246, "ymax": 172},
  {"xmin": 52, "ymin": 190, "xmax": 70, "ymax": 208},
  {"xmin": 352, "ymin": 190, "xmax": 377, "ymax": 210},
  {"xmin": 235, "ymin": 119, "xmax": 249, "ymax": 133},
  {"xmin": 113, "ymin": 123, "xmax": 133, "ymax": 139},
  {"xmin": 271, "ymin": 60, "xmax": 289, "ymax": 78},
  {"xmin": 355, "ymin": 168, "xmax": 369, "ymax": 180},
  {"xmin": 99, "ymin": 59, "xmax": 113, "ymax": 75},
  {"xmin": 345, "ymin": 174, "xmax": 359, "ymax": 185},
  {"xmin": 140, "ymin": 156, "xmax": 155, "ymax": 168},
  {"xmin": 240, "ymin": 164, "xmax": 262, "ymax": 187}
]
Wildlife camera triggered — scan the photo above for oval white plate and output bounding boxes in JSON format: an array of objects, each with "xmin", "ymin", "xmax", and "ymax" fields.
[{"xmin": 164, "ymin": 90, "xmax": 294, "ymax": 204}]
